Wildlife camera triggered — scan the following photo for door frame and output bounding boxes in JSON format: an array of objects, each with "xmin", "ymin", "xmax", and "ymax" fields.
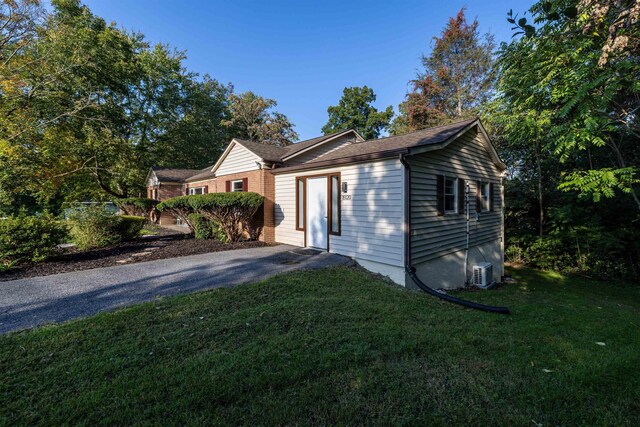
[{"xmin": 295, "ymin": 172, "xmax": 341, "ymax": 251}]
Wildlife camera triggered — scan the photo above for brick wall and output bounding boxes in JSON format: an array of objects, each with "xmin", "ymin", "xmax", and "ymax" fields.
[
  {"xmin": 146, "ymin": 183, "xmax": 183, "ymax": 225},
  {"xmin": 185, "ymin": 169, "xmax": 276, "ymax": 243}
]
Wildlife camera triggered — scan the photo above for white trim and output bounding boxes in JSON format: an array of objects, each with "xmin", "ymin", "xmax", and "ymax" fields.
[
  {"xmin": 231, "ymin": 179, "xmax": 244, "ymax": 192},
  {"xmin": 188, "ymin": 186, "xmax": 206, "ymax": 195},
  {"xmin": 145, "ymin": 169, "xmax": 157, "ymax": 187},
  {"xmin": 281, "ymin": 130, "xmax": 364, "ymax": 162}
]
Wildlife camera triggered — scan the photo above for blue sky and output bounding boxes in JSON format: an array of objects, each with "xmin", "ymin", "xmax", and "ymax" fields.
[{"xmin": 80, "ymin": 0, "xmax": 533, "ymax": 140}]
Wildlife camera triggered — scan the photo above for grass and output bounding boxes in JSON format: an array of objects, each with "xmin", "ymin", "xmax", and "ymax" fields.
[{"xmin": 1, "ymin": 265, "xmax": 639, "ymax": 425}]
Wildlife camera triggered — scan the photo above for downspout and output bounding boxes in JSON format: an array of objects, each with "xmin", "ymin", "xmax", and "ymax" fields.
[
  {"xmin": 399, "ymin": 153, "xmax": 510, "ymax": 315},
  {"xmin": 463, "ymin": 181, "xmax": 470, "ymax": 284}
]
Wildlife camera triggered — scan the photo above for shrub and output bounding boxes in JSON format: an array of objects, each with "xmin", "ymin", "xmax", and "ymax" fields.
[
  {"xmin": 188, "ymin": 213, "xmax": 228, "ymax": 242},
  {"xmin": 0, "ymin": 213, "xmax": 68, "ymax": 265},
  {"xmin": 188, "ymin": 213, "xmax": 213, "ymax": 239},
  {"xmin": 157, "ymin": 196, "xmax": 194, "ymax": 231},
  {"xmin": 113, "ymin": 198, "xmax": 158, "ymax": 221},
  {"xmin": 67, "ymin": 205, "xmax": 122, "ymax": 250},
  {"xmin": 118, "ymin": 216, "xmax": 146, "ymax": 241},
  {"xmin": 188, "ymin": 192, "xmax": 264, "ymax": 242}
]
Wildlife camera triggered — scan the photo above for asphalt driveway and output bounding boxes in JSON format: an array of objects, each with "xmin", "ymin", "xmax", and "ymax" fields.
[{"xmin": 0, "ymin": 245, "xmax": 351, "ymax": 334}]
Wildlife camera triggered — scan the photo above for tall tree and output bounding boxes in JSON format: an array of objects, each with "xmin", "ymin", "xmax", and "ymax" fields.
[
  {"xmin": 499, "ymin": 0, "xmax": 640, "ymax": 210},
  {"xmin": 391, "ymin": 8, "xmax": 495, "ymax": 134},
  {"xmin": 321, "ymin": 86, "xmax": 393, "ymax": 140},
  {"xmin": 0, "ymin": 0, "xmax": 233, "ymax": 209},
  {"xmin": 223, "ymin": 91, "xmax": 297, "ymax": 146}
]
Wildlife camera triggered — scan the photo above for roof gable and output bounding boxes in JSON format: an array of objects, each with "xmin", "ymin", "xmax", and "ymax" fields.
[
  {"xmin": 209, "ymin": 139, "xmax": 264, "ymax": 177},
  {"xmin": 281, "ymin": 129, "xmax": 364, "ymax": 161},
  {"xmin": 148, "ymin": 167, "xmax": 201, "ymax": 183},
  {"xmin": 271, "ymin": 119, "xmax": 506, "ymax": 173}
]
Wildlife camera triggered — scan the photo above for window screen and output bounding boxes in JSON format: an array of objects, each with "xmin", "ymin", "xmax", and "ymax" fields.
[
  {"xmin": 444, "ymin": 177, "xmax": 457, "ymax": 212},
  {"xmin": 231, "ymin": 180, "xmax": 243, "ymax": 192}
]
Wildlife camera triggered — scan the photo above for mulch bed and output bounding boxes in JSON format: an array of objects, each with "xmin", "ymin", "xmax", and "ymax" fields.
[{"xmin": 0, "ymin": 234, "xmax": 272, "ymax": 282}]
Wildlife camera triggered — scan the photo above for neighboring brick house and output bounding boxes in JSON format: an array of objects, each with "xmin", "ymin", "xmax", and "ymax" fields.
[{"xmin": 146, "ymin": 167, "xmax": 200, "ymax": 225}]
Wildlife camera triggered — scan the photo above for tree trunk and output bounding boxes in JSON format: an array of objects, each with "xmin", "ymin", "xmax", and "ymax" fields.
[
  {"xmin": 535, "ymin": 148, "xmax": 544, "ymax": 236},
  {"xmin": 608, "ymin": 138, "xmax": 640, "ymax": 212}
]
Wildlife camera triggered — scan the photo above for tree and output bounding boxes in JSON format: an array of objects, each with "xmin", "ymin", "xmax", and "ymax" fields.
[
  {"xmin": 391, "ymin": 8, "xmax": 495, "ymax": 134},
  {"xmin": 500, "ymin": 0, "xmax": 640, "ymax": 210},
  {"xmin": 321, "ymin": 86, "xmax": 393, "ymax": 140},
  {"xmin": 484, "ymin": 0, "xmax": 640, "ymax": 280},
  {"xmin": 223, "ymin": 91, "xmax": 297, "ymax": 146},
  {"xmin": 0, "ymin": 0, "xmax": 232, "ymax": 211}
]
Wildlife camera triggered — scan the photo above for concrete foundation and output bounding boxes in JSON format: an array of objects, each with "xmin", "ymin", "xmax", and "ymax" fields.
[{"xmin": 408, "ymin": 240, "xmax": 503, "ymax": 290}]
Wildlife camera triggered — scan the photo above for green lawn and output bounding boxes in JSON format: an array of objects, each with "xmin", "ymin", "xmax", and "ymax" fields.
[{"xmin": 1, "ymin": 266, "xmax": 639, "ymax": 425}]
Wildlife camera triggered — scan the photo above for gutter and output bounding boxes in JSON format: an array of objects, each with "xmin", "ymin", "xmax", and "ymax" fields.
[
  {"xmin": 399, "ymin": 153, "xmax": 510, "ymax": 315},
  {"xmin": 271, "ymin": 149, "xmax": 409, "ymax": 175}
]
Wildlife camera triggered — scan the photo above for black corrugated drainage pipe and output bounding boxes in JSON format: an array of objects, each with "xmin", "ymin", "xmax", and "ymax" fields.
[{"xmin": 399, "ymin": 154, "xmax": 510, "ymax": 315}]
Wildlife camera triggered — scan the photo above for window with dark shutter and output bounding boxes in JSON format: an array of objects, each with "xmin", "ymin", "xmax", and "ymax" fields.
[
  {"xmin": 457, "ymin": 178, "xmax": 465, "ymax": 214},
  {"xmin": 242, "ymin": 177, "xmax": 248, "ymax": 192},
  {"xmin": 436, "ymin": 174, "xmax": 445, "ymax": 216},
  {"xmin": 476, "ymin": 181, "xmax": 482, "ymax": 213},
  {"xmin": 225, "ymin": 180, "xmax": 231, "ymax": 192},
  {"xmin": 204, "ymin": 185, "xmax": 209, "ymax": 194}
]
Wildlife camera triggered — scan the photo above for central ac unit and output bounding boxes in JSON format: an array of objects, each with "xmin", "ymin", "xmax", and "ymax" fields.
[{"xmin": 473, "ymin": 262, "xmax": 493, "ymax": 288}]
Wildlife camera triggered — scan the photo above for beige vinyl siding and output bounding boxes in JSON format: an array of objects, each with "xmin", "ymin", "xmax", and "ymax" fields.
[
  {"xmin": 274, "ymin": 158, "xmax": 405, "ymax": 267},
  {"xmin": 287, "ymin": 135, "xmax": 354, "ymax": 165},
  {"xmin": 216, "ymin": 143, "xmax": 261, "ymax": 176},
  {"xmin": 408, "ymin": 127, "xmax": 503, "ymax": 265}
]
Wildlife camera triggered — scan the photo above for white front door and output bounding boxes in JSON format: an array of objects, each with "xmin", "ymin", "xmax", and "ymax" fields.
[{"xmin": 306, "ymin": 176, "xmax": 328, "ymax": 249}]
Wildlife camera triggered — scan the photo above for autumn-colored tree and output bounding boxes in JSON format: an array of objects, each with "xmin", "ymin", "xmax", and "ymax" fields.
[{"xmin": 391, "ymin": 8, "xmax": 495, "ymax": 134}]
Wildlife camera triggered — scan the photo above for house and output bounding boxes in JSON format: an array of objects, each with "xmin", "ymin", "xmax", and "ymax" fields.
[{"xmin": 146, "ymin": 118, "xmax": 506, "ymax": 289}]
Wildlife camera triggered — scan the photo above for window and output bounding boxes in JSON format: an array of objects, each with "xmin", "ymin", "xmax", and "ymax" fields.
[
  {"xmin": 330, "ymin": 174, "xmax": 340, "ymax": 235},
  {"xmin": 480, "ymin": 182, "xmax": 490, "ymax": 211},
  {"xmin": 231, "ymin": 180, "xmax": 244, "ymax": 192},
  {"xmin": 296, "ymin": 178, "xmax": 305, "ymax": 230},
  {"xmin": 444, "ymin": 177, "xmax": 457, "ymax": 213},
  {"xmin": 188, "ymin": 187, "xmax": 205, "ymax": 195}
]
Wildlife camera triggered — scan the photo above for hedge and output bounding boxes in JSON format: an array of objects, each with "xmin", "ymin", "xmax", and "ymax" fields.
[
  {"xmin": 67, "ymin": 205, "xmax": 145, "ymax": 250},
  {"xmin": 118, "ymin": 216, "xmax": 146, "ymax": 241},
  {"xmin": 188, "ymin": 213, "xmax": 227, "ymax": 242},
  {"xmin": 113, "ymin": 198, "xmax": 158, "ymax": 221},
  {"xmin": 188, "ymin": 192, "xmax": 264, "ymax": 242},
  {"xmin": 157, "ymin": 196, "xmax": 195, "ymax": 231},
  {"xmin": 0, "ymin": 213, "xmax": 68, "ymax": 266}
]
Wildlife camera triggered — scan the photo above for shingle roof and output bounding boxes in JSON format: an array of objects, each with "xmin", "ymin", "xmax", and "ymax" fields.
[
  {"xmin": 282, "ymin": 129, "xmax": 355, "ymax": 158},
  {"xmin": 233, "ymin": 139, "xmax": 288, "ymax": 163},
  {"xmin": 151, "ymin": 167, "xmax": 201, "ymax": 183},
  {"xmin": 153, "ymin": 122, "xmax": 480, "ymax": 183},
  {"xmin": 304, "ymin": 118, "xmax": 478, "ymax": 164},
  {"xmin": 183, "ymin": 165, "xmax": 216, "ymax": 183}
]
